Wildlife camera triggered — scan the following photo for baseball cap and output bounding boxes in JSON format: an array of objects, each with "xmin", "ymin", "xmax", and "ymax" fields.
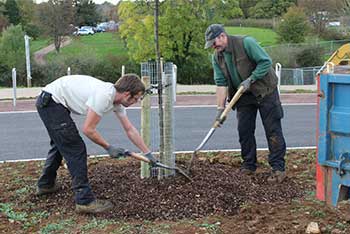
[{"xmin": 204, "ymin": 24, "xmax": 225, "ymax": 49}]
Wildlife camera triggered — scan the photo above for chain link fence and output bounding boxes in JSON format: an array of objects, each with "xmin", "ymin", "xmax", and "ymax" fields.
[
  {"xmin": 265, "ymin": 39, "xmax": 350, "ymax": 57},
  {"xmin": 279, "ymin": 66, "xmax": 321, "ymax": 85}
]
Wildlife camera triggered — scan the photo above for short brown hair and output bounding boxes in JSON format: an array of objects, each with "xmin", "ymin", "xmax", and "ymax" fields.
[{"xmin": 114, "ymin": 74, "xmax": 145, "ymax": 97}]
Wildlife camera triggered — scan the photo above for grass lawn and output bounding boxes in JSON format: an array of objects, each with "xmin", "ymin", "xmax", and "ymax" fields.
[
  {"xmin": 32, "ymin": 28, "xmax": 276, "ymax": 61},
  {"xmin": 225, "ymin": 26, "xmax": 278, "ymax": 47},
  {"xmin": 45, "ymin": 32, "xmax": 127, "ymax": 61},
  {"xmin": 30, "ymin": 38, "xmax": 52, "ymax": 53}
]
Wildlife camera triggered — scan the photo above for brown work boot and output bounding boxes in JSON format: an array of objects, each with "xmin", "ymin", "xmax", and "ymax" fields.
[
  {"xmin": 76, "ymin": 199, "xmax": 113, "ymax": 214},
  {"xmin": 36, "ymin": 183, "xmax": 60, "ymax": 196},
  {"xmin": 239, "ymin": 167, "xmax": 255, "ymax": 176},
  {"xmin": 267, "ymin": 170, "xmax": 286, "ymax": 184}
]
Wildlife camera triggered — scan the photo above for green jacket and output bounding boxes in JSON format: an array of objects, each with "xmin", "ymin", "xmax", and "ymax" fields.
[{"xmin": 212, "ymin": 35, "xmax": 277, "ymax": 100}]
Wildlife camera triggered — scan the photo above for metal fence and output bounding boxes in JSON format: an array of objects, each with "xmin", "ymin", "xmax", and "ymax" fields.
[
  {"xmin": 279, "ymin": 66, "xmax": 321, "ymax": 85},
  {"xmin": 265, "ymin": 39, "xmax": 350, "ymax": 57}
]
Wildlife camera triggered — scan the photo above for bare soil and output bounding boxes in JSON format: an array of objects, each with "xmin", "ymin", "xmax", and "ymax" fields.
[{"xmin": 1, "ymin": 150, "xmax": 350, "ymax": 233}]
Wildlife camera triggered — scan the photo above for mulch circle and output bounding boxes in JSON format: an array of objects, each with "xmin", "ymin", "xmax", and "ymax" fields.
[{"xmin": 30, "ymin": 158, "xmax": 304, "ymax": 221}]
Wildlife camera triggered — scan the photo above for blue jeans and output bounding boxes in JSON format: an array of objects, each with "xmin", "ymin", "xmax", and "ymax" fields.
[
  {"xmin": 36, "ymin": 91, "xmax": 95, "ymax": 205},
  {"xmin": 236, "ymin": 89, "xmax": 286, "ymax": 172}
]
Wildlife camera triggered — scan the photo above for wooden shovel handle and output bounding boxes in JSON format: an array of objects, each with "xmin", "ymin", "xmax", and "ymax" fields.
[
  {"xmin": 221, "ymin": 85, "xmax": 244, "ymax": 118},
  {"xmin": 127, "ymin": 151, "xmax": 150, "ymax": 163},
  {"xmin": 213, "ymin": 86, "xmax": 245, "ymax": 128}
]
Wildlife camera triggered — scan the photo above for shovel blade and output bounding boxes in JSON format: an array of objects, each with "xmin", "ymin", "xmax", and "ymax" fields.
[
  {"xmin": 195, "ymin": 127, "xmax": 216, "ymax": 152},
  {"xmin": 187, "ymin": 127, "xmax": 216, "ymax": 173},
  {"xmin": 155, "ymin": 162, "xmax": 192, "ymax": 182}
]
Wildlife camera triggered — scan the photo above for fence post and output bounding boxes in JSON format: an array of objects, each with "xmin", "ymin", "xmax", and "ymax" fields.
[
  {"xmin": 12, "ymin": 68, "xmax": 17, "ymax": 108},
  {"xmin": 275, "ymin": 63, "xmax": 282, "ymax": 94},
  {"xmin": 122, "ymin": 65, "xmax": 125, "ymax": 76},
  {"xmin": 172, "ymin": 64, "xmax": 177, "ymax": 102},
  {"xmin": 24, "ymin": 35, "xmax": 32, "ymax": 87},
  {"xmin": 141, "ymin": 76, "xmax": 151, "ymax": 179},
  {"xmin": 160, "ymin": 71, "xmax": 175, "ymax": 178}
]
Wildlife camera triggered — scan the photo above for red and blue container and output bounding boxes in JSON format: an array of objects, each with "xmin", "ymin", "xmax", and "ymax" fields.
[{"xmin": 316, "ymin": 67, "xmax": 350, "ymax": 205}]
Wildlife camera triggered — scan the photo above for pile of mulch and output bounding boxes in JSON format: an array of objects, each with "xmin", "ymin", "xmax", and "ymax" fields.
[{"xmin": 30, "ymin": 158, "xmax": 304, "ymax": 220}]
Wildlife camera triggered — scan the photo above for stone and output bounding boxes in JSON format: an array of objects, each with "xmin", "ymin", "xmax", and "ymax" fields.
[{"xmin": 306, "ymin": 222, "xmax": 320, "ymax": 234}]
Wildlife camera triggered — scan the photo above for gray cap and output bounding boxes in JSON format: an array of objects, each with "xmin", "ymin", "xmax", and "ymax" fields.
[{"xmin": 204, "ymin": 24, "xmax": 225, "ymax": 49}]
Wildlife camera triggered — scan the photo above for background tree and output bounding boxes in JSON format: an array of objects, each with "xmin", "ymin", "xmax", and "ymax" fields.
[
  {"xmin": 0, "ymin": 2, "xmax": 9, "ymax": 33},
  {"xmin": 74, "ymin": 0, "xmax": 100, "ymax": 26},
  {"xmin": 239, "ymin": 0, "xmax": 258, "ymax": 18},
  {"xmin": 37, "ymin": 0, "xmax": 74, "ymax": 53},
  {"xmin": 96, "ymin": 2, "xmax": 117, "ymax": 22},
  {"xmin": 249, "ymin": 0, "xmax": 297, "ymax": 18},
  {"xmin": 216, "ymin": 0, "xmax": 243, "ymax": 20},
  {"xmin": 16, "ymin": 0, "xmax": 41, "ymax": 39},
  {"xmin": 277, "ymin": 6, "xmax": 309, "ymax": 43},
  {"xmin": 118, "ymin": 0, "xmax": 242, "ymax": 84},
  {"xmin": 0, "ymin": 25, "xmax": 25, "ymax": 86},
  {"xmin": 297, "ymin": 0, "xmax": 345, "ymax": 35},
  {"xmin": 4, "ymin": 0, "xmax": 20, "ymax": 25}
]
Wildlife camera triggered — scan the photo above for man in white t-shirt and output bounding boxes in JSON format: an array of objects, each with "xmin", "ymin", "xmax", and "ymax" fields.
[{"xmin": 35, "ymin": 74, "xmax": 157, "ymax": 214}]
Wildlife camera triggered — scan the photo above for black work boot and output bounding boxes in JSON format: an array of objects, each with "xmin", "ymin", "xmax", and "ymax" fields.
[
  {"xmin": 267, "ymin": 170, "xmax": 286, "ymax": 184},
  {"xmin": 75, "ymin": 199, "xmax": 113, "ymax": 214},
  {"xmin": 36, "ymin": 183, "xmax": 60, "ymax": 196}
]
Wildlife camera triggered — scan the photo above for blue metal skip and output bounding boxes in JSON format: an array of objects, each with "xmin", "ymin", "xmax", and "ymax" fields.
[{"xmin": 318, "ymin": 72, "xmax": 350, "ymax": 206}]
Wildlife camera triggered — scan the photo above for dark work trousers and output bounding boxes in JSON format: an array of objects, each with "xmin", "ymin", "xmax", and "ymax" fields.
[
  {"xmin": 36, "ymin": 91, "xmax": 95, "ymax": 205},
  {"xmin": 236, "ymin": 88, "xmax": 286, "ymax": 172}
]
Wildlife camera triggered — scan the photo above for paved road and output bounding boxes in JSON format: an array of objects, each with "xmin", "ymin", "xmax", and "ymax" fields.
[
  {"xmin": 0, "ymin": 104, "xmax": 316, "ymax": 161},
  {"xmin": 0, "ymin": 93, "xmax": 317, "ymax": 112}
]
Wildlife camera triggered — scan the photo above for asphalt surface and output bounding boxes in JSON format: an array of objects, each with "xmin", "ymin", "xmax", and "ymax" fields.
[
  {"xmin": 0, "ymin": 93, "xmax": 316, "ymax": 112},
  {"xmin": 0, "ymin": 100, "xmax": 316, "ymax": 161}
]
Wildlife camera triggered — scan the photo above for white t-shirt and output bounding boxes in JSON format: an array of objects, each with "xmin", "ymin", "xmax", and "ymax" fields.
[{"xmin": 43, "ymin": 75, "xmax": 126, "ymax": 117}]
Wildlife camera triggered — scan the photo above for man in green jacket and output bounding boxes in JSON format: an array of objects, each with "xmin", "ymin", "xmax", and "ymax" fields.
[{"xmin": 205, "ymin": 24, "xmax": 286, "ymax": 183}]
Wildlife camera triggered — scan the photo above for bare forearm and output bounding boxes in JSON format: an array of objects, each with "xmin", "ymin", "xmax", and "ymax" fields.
[
  {"xmin": 83, "ymin": 129, "xmax": 109, "ymax": 149},
  {"xmin": 216, "ymin": 86, "xmax": 227, "ymax": 108}
]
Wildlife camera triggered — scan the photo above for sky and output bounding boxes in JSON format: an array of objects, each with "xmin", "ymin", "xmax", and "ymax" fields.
[{"xmin": 35, "ymin": 0, "xmax": 120, "ymax": 5}]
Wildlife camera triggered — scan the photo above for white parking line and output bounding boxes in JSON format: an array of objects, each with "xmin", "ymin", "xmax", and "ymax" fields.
[{"xmin": 0, "ymin": 103, "xmax": 317, "ymax": 114}]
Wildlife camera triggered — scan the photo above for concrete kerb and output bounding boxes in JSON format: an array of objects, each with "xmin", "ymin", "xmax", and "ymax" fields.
[
  {"xmin": 0, "ymin": 87, "xmax": 42, "ymax": 100},
  {"xmin": 0, "ymin": 85, "xmax": 317, "ymax": 100}
]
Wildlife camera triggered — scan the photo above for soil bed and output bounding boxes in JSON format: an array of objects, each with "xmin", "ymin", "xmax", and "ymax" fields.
[
  {"xmin": 31, "ymin": 158, "xmax": 303, "ymax": 221},
  {"xmin": 1, "ymin": 150, "xmax": 350, "ymax": 233}
]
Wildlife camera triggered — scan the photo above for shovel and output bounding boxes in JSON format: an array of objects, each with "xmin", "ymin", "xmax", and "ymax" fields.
[
  {"xmin": 126, "ymin": 151, "xmax": 193, "ymax": 182},
  {"xmin": 186, "ymin": 86, "xmax": 245, "ymax": 173}
]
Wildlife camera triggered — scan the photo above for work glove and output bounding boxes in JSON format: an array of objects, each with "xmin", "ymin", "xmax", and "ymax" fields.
[
  {"xmin": 215, "ymin": 107, "xmax": 225, "ymax": 124},
  {"xmin": 106, "ymin": 145, "xmax": 129, "ymax": 159},
  {"xmin": 240, "ymin": 77, "xmax": 253, "ymax": 92},
  {"xmin": 144, "ymin": 152, "xmax": 159, "ymax": 167}
]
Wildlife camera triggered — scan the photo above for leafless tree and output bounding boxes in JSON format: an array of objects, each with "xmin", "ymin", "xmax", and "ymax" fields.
[{"xmin": 37, "ymin": 0, "xmax": 74, "ymax": 53}]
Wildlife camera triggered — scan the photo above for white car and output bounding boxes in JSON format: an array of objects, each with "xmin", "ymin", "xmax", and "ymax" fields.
[{"xmin": 73, "ymin": 28, "xmax": 94, "ymax": 36}]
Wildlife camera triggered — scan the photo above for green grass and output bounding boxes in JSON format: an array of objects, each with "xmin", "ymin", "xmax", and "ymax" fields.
[
  {"xmin": 34, "ymin": 28, "xmax": 275, "ymax": 61},
  {"xmin": 46, "ymin": 32, "xmax": 127, "ymax": 61},
  {"xmin": 225, "ymin": 26, "xmax": 278, "ymax": 47},
  {"xmin": 30, "ymin": 38, "xmax": 52, "ymax": 53},
  {"xmin": 39, "ymin": 219, "xmax": 74, "ymax": 234}
]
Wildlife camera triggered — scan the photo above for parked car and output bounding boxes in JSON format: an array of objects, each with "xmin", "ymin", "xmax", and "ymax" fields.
[
  {"xmin": 95, "ymin": 26, "xmax": 106, "ymax": 33},
  {"xmin": 73, "ymin": 28, "xmax": 94, "ymax": 36}
]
